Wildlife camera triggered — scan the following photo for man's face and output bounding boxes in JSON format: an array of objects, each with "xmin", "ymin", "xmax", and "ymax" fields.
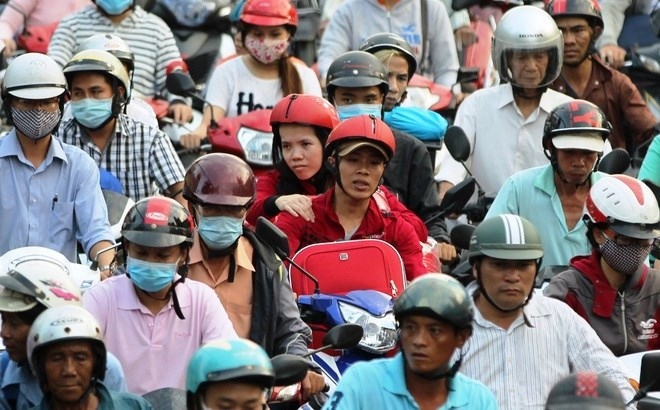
[
  {"xmin": 332, "ymin": 146, "xmax": 386, "ymax": 201},
  {"xmin": 333, "ymin": 86, "xmax": 384, "ymax": 106},
  {"xmin": 508, "ymin": 50, "xmax": 550, "ymax": 88},
  {"xmin": 473, "ymin": 257, "xmax": 537, "ymax": 311},
  {"xmin": 43, "ymin": 340, "xmax": 95, "ymax": 404},
  {"xmin": 382, "ymin": 55, "xmax": 410, "ymax": 111},
  {"xmin": 125, "ymin": 242, "xmax": 185, "ymax": 264},
  {"xmin": 0, "ymin": 312, "xmax": 30, "ymax": 362},
  {"xmin": 399, "ymin": 315, "xmax": 469, "ymax": 375},
  {"xmin": 69, "ymin": 72, "xmax": 117, "ymax": 101},
  {"xmin": 555, "ymin": 16, "xmax": 594, "ymax": 67},
  {"xmin": 555, "ymin": 148, "xmax": 599, "ymax": 184},
  {"xmin": 202, "ymin": 381, "xmax": 266, "ymax": 410}
]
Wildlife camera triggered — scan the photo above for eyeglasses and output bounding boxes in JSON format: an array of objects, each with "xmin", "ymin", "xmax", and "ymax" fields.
[
  {"xmin": 601, "ymin": 228, "xmax": 658, "ymax": 247},
  {"xmin": 12, "ymin": 98, "xmax": 59, "ymax": 111}
]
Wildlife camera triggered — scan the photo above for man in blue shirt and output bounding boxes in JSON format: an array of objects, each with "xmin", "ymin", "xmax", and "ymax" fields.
[
  {"xmin": 323, "ymin": 274, "xmax": 497, "ymax": 410},
  {"xmin": 0, "ymin": 53, "xmax": 115, "ymax": 274}
]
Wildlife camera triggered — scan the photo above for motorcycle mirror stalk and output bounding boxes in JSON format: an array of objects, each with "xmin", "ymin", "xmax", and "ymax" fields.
[{"xmin": 89, "ymin": 243, "xmax": 122, "ymax": 271}]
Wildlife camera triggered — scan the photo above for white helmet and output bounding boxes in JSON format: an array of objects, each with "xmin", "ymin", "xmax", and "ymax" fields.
[
  {"xmin": 77, "ymin": 33, "xmax": 135, "ymax": 73},
  {"xmin": 0, "ymin": 247, "xmax": 81, "ymax": 312},
  {"xmin": 584, "ymin": 175, "xmax": 660, "ymax": 239},
  {"xmin": 27, "ymin": 305, "xmax": 106, "ymax": 383},
  {"xmin": 492, "ymin": 6, "xmax": 563, "ymax": 88},
  {"xmin": 2, "ymin": 53, "xmax": 66, "ymax": 99}
]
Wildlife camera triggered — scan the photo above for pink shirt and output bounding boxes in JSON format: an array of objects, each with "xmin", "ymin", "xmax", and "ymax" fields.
[
  {"xmin": 82, "ymin": 274, "xmax": 237, "ymax": 395},
  {"xmin": 0, "ymin": 0, "xmax": 92, "ymax": 39}
]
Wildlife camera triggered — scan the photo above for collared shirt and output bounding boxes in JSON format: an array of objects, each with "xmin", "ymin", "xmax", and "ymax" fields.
[
  {"xmin": 460, "ymin": 282, "xmax": 637, "ymax": 410},
  {"xmin": 34, "ymin": 381, "xmax": 151, "ymax": 410},
  {"xmin": 486, "ymin": 165, "xmax": 604, "ymax": 268},
  {"xmin": 435, "ymin": 84, "xmax": 573, "ymax": 197},
  {"xmin": 188, "ymin": 234, "xmax": 255, "ymax": 338},
  {"xmin": 47, "ymin": 5, "xmax": 182, "ymax": 99},
  {"xmin": 57, "ymin": 114, "xmax": 185, "ymax": 202},
  {"xmin": 0, "ymin": 352, "xmax": 127, "ymax": 410},
  {"xmin": 0, "ymin": 130, "xmax": 113, "ymax": 261},
  {"xmin": 82, "ymin": 274, "xmax": 238, "ymax": 395},
  {"xmin": 323, "ymin": 352, "xmax": 498, "ymax": 410}
]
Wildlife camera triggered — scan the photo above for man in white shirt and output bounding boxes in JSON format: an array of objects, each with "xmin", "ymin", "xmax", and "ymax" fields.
[
  {"xmin": 436, "ymin": 6, "xmax": 573, "ymax": 199},
  {"xmin": 459, "ymin": 214, "xmax": 637, "ymax": 409}
]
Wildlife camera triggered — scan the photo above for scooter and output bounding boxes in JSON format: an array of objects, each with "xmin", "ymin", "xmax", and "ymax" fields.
[{"xmin": 619, "ymin": 350, "xmax": 660, "ymax": 409}]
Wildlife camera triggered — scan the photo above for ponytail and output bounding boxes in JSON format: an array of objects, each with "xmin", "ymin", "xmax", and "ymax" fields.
[{"xmin": 279, "ymin": 55, "xmax": 303, "ymax": 96}]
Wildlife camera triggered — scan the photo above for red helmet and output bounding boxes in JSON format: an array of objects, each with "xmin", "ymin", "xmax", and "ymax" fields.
[
  {"xmin": 183, "ymin": 153, "xmax": 256, "ymax": 207},
  {"xmin": 122, "ymin": 197, "xmax": 193, "ymax": 247},
  {"xmin": 543, "ymin": 100, "xmax": 611, "ymax": 151},
  {"xmin": 270, "ymin": 94, "xmax": 340, "ymax": 130},
  {"xmin": 240, "ymin": 0, "xmax": 298, "ymax": 29},
  {"xmin": 325, "ymin": 115, "xmax": 396, "ymax": 161}
]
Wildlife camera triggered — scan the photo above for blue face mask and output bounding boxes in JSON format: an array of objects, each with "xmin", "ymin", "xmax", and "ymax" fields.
[
  {"xmin": 70, "ymin": 98, "xmax": 114, "ymax": 129},
  {"xmin": 336, "ymin": 104, "xmax": 382, "ymax": 121},
  {"xmin": 126, "ymin": 256, "xmax": 178, "ymax": 293},
  {"xmin": 197, "ymin": 215, "xmax": 243, "ymax": 250},
  {"xmin": 96, "ymin": 0, "xmax": 133, "ymax": 15}
]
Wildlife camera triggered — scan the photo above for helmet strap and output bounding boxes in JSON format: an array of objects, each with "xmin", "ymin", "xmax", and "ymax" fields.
[
  {"xmin": 474, "ymin": 264, "xmax": 536, "ymax": 316},
  {"xmin": 549, "ymin": 148, "xmax": 600, "ymax": 188},
  {"xmin": 401, "ymin": 346, "xmax": 462, "ymax": 380}
]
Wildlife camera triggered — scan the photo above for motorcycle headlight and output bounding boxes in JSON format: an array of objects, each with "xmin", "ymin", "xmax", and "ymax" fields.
[
  {"xmin": 338, "ymin": 302, "xmax": 397, "ymax": 354},
  {"xmin": 237, "ymin": 127, "xmax": 273, "ymax": 166}
]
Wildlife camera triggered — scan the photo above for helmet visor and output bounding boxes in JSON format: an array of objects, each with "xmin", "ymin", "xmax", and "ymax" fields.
[{"xmin": 495, "ymin": 45, "xmax": 563, "ymax": 88}]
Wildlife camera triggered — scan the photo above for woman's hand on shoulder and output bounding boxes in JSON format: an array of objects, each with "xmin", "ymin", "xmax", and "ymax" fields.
[{"xmin": 275, "ymin": 194, "xmax": 315, "ymax": 222}]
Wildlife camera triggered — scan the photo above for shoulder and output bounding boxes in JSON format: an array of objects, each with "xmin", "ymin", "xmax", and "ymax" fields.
[
  {"xmin": 84, "ymin": 275, "xmax": 126, "ymax": 298},
  {"xmin": 61, "ymin": 142, "xmax": 97, "ymax": 166},
  {"xmin": 107, "ymin": 390, "xmax": 152, "ymax": 408},
  {"xmin": 59, "ymin": 5, "xmax": 95, "ymax": 24},
  {"xmin": 136, "ymin": 7, "xmax": 172, "ymax": 31},
  {"xmin": 452, "ymin": 372, "xmax": 497, "ymax": 400}
]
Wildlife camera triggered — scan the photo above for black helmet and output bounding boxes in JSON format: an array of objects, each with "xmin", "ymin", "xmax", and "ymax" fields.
[
  {"xmin": 326, "ymin": 51, "xmax": 389, "ymax": 104},
  {"xmin": 545, "ymin": 371, "xmax": 625, "ymax": 410},
  {"xmin": 546, "ymin": 0, "xmax": 604, "ymax": 31},
  {"xmin": 394, "ymin": 274, "xmax": 473, "ymax": 329},
  {"xmin": 121, "ymin": 197, "xmax": 193, "ymax": 248},
  {"xmin": 543, "ymin": 100, "xmax": 611, "ymax": 151},
  {"xmin": 359, "ymin": 32, "xmax": 417, "ymax": 81},
  {"xmin": 468, "ymin": 214, "xmax": 544, "ymax": 264}
]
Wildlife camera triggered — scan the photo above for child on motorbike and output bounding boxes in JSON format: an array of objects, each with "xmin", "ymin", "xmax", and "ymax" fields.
[
  {"xmin": 274, "ymin": 114, "xmax": 428, "ymax": 280},
  {"xmin": 180, "ymin": 0, "xmax": 322, "ymax": 149}
]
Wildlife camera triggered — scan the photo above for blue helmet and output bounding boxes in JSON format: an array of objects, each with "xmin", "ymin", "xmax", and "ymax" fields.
[{"xmin": 186, "ymin": 338, "xmax": 274, "ymax": 394}]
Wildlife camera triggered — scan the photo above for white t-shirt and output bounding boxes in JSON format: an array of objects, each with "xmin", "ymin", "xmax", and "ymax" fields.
[{"xmin": 204, "ymin": 56, "xmax": 322, "ymax": 118}]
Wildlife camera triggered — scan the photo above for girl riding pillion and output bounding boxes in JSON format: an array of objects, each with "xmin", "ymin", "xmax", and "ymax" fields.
[{"xmin": 180, "ymin": 0, "xmax": 322, "ymax": 149}]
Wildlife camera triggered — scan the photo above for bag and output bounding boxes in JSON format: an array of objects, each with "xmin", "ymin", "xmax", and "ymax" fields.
[{"xmin": 289, "ymin": 239, "xmax": 406, "ymax": 297}]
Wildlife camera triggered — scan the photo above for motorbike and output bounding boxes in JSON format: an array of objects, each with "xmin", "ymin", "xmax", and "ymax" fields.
[
  {"xmin": 619, "ymin": 350, "xmax": 660, "ymax": 409},
  {"xmin": 166, "ymin": 70, "xmax": 274, "ymax": 178}
]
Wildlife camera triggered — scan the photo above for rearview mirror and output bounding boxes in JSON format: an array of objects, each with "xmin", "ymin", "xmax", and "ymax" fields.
[
  {"xmin": 255, "ymin": 217, "xmax": 290, "ymax": 258},
  {"xmin": 444, "ymin": 125, "xmax": 471, "ymax": 162},
  {"xmin": 165, "ymin": 71, "xmax": 197, "ymax": 97}
]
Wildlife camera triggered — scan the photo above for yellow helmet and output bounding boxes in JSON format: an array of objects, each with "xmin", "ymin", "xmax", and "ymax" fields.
[{"xmin": 63, "ymin": 49, "xmax": 130, "ymax": 97}]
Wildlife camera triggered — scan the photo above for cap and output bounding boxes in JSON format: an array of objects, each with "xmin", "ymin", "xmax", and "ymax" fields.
[
  {"xmin": 545, "ymin": 371, "xmax": 625, "ymax": 410},
  {"xmin": 551, "ymin": 132, "xmax": 606, "ymax": 152},
  {"xmin": 337, "ymin": 141, "xmax": 388, "ymax": 160}
]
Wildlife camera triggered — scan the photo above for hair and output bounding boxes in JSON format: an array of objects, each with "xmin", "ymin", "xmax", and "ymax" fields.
[
  {"xmin": 241, "ymin": 23, "xmax": 303, "ymax": 96},
  {"xmin": 373, "ymin": 49, "xmax": 408, "ymax": 72},
  {"xmin": 15, "ymin": 304, "xmax": 48, "ymax": 326}
]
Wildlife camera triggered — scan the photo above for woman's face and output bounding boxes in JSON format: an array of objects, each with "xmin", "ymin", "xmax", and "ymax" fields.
[{"xmin": 279, "ymin": 124, "xmax": 324, "ymax": 181}]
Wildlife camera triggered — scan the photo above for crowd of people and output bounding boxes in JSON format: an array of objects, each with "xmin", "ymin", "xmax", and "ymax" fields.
[{"xmin": 0, "ymin": 0, "xmax": 657, "ymax": 409}]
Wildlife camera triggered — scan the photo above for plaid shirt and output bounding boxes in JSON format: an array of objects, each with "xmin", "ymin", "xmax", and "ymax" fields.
[{"xmin": 57, "ymin": 115, "xmax": 185, "ymax": 201}]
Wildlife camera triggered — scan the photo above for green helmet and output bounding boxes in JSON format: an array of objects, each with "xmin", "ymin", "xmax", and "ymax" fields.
[
  {"xmin": 394, "ymin": 274, "xmax": 473, "ymax": 329},
  {"xmin": 468, "ymin": 214, "xmax": 544, "ymax": 264}
]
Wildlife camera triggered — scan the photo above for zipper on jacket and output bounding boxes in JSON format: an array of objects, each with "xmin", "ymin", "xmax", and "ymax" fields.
[{"xmin": 619, "ymin": 291, "xmax": 628, "ymax": 354}]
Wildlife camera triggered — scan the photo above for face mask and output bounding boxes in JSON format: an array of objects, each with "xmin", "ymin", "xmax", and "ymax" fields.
[
  {"xmin": 126, "ymin": 256, "xmax": 178, "ymax": 292},
  {"xmin": 96, "ymin": 0, "xmax": 133, "ymax": 15},
  {"xmin": 11, "ymin": 108, "xmax": 61, "ymax": 140},
  {"xmin": 336, "ymin": 104, "xmax": 382, "ymax": 121},
  {"xmin": 197, "ymin": 215, "xmax": 243, "ymax": 250},
  {"xmin": 600, "ymin": 238, "xmax": 651, "ymax": 275},
  {"xmin": 70, "ymin": 98, "xmax": 114, "ymax": 129},
  {"xmin": 244, "ymin": 34, "xmax": 289, "ymax": 65}
]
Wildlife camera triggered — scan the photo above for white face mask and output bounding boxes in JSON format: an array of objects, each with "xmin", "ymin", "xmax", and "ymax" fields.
[{"xmin": 244, "ymin": 34, "xmax": 289, "ymax": 64}]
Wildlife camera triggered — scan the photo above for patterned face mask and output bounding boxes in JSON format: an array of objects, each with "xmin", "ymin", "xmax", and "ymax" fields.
[
  {"xmin": 244, "ymin": 34, "xmax": 289, "ymax": 65},
  {"xmin": 11, "ymin": 108, "xmax": 61, "ymax": 140},
  {"xmin": 600, "ymin": 238, "xmax": 652, "ymax": 275}
]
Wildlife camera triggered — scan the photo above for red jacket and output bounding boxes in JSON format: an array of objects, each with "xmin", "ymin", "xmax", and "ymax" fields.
[{"xmin": 274, "ymin": 188, "xmax": 428, "ymax": 280}]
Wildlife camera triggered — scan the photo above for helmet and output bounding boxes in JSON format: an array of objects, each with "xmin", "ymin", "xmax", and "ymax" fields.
[
  {"xmin": 27, "ymin": 305, "xmax": 106, "ymax": 383},
  {"xmin": 77, "ymin": 34, "xmax": 135, "ymax": 73},
  {"xmin": 270, "ymin": 94, "xmax": 340, "ymax": 130},
  {"xmin": 325, "ymin": 115, "xmax": 396, "ymax": 162},
  {"xmin": 183, "ymin": 153, "xmax": 256, "ymax": 207},
  {"xmin": 240, "ymin": 0, "xmax": 298, "ymax": 30},
  {"xmin": 63, "ymin": 49, "xmax": 131, "ymax": 96},
  {"xmin": 394, "ymin": 274, "xmax": 473, "ymax": 329},
  {"xmin": 468, "ymin": 214, "xmax": 544, "ymax": 263},
  {"xmin": 584, "ymin": 175, "xmax": 660, "ymax": 239},
  {"xmin": 545, "ymin": 371, "xmax": 625, "ymax": 410},
  {"xmin": 2, "ymin": 53, "xmax": 66, "ymax": 100},
  {"xmin": 186, "ymin": 338, "xmax": 274, "ymax": 394},
  {"xmin": 121, "ymin": 197, "xmax": 194, "ymax": 247},
  {"xmin": 546, "ymin": 0, "xmax": 604, "ymax": 31},
  {"xmin": 0, "ymin": 247, "xmax": 81, "ymax": 312},
  {"xmin": 359, "ymin": 32, "xmax": 417, "ymax": 81},
  {"xmin": 543, "ymin": 100, "xmax": 611, "ymax": 152},
  {"xmin": 492, "ymin": 6, "xmax": 563, "ymax": 88},
  {"xmin": 325, "ymin": 51, "xmax": 389, "ymax": 104}
]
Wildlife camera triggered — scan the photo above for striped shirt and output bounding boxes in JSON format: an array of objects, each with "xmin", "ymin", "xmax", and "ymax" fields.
[
  {"xmin": 47, "ymin": 5, "xmax": 181, "ymax": 99},
  {"xmin": 460, "ymin": 284, "xmax": 637, "ymax": 409},
  {"xmin": 57, "ymin": 115, "xmax": 185, "ymax": 202}
]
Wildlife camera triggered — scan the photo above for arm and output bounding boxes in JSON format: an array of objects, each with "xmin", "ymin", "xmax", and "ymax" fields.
[
  {"xmin": 46, "ymin": 12, "xmax": 76, "ymax": 67},
  {"xmin": 274, "ymin": 212, "xmax": 304, "ymax": 257},
  {"xmin": 595, "ymin": 0, "xmax": 632, "ymax": 67},
  {"xmin": 0, "ymin": 0, "xmax": 37, "ymax": 41},
  {"xmin": 617, "ymin": 74, "xmax": 658, "ymax": 147},
  {"xmin": 428, "ymin": 1, "xmax": 460, "ymax": 87},
  {"xmin": 381, "ymin": 186, "xmax": 428, "ymax": 241},
  {"xmin": 638, "ymin": 135, "xmax": 660, "ymax": 185},
  {"xmin": 316, "ymin": 4, "xmax": 353, "ymax": 81},
  {"xmin": 272, "ymin": 263, "xmax": 312, "ymax": 357},
  {"xmin": 389, "ymin": 215, "xmax": 427, "ymax": 280},
  {"xmin": 246, "ymin": 170, "xmax": 282, "ymax": 226},
  {"xmin": 103, "ymin": 353, "xmax": 128, "ymax": 393}
]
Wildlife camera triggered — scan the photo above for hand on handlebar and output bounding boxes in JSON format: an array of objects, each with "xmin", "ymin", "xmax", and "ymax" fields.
[
  {"xmin": 2, "ymin": 38, "xmax": 16, "ymax": 57},
  {"xmin": 436, "ymin": 242, "xmax": 458, "ymax": 264},
  {"xmin": 300, "ymin": 371, "xmax": 326, "ymax": 401},
  {"xmin": 168, "ymin": 101, "xmax": 193, "ymax": 124},
  {"xmin": 180, "ymin": 132, "xmax": 206, "ymax": 149},
  {"xmin": 599, "ymin": 44, "xmax": 626, "ymax": 69}
]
